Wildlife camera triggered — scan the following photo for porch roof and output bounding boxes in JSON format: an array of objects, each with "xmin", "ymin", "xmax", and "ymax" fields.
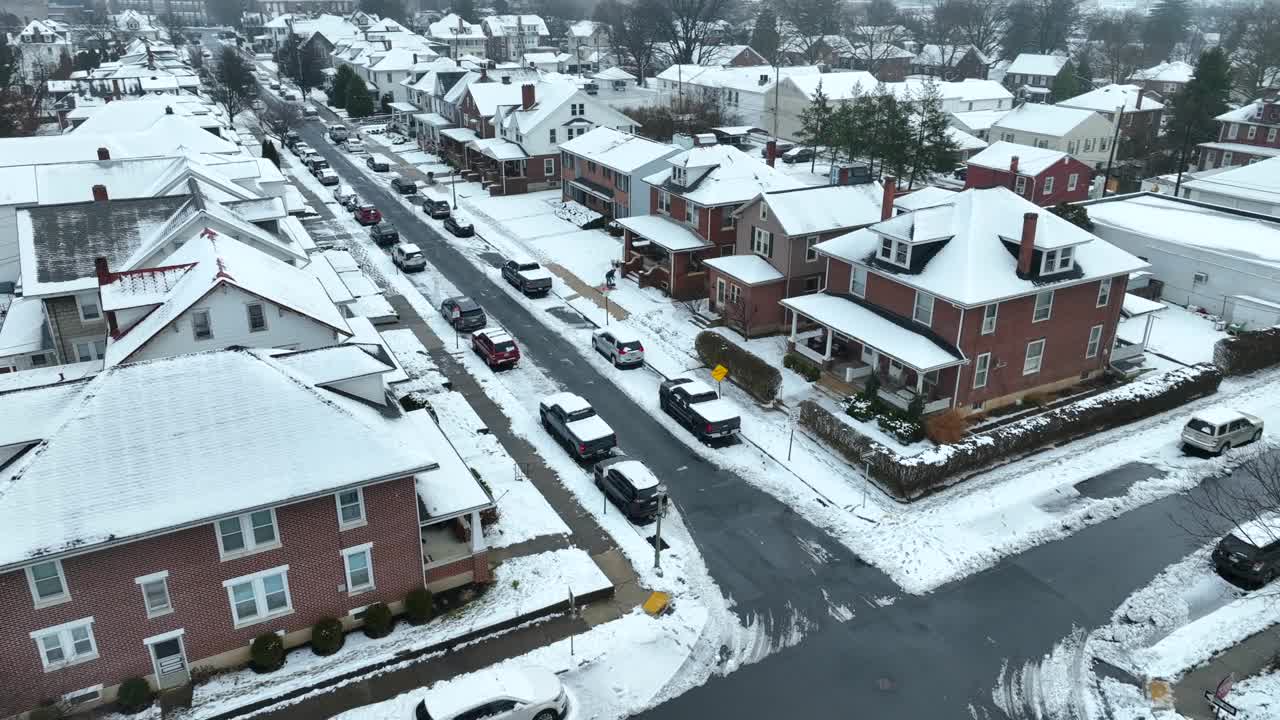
[
  {"xmin": 417, "ymin": 112, "xmax": 452, "ymax": 127},
  {"xmin": 782, "ymin": 293, "xmax": 964, "ymax": 371},
  {"xmin": 618, "ymin": 214, "xmax": 711, "ymax": 252},
  {"xmin": 1121, "ymin": 292, "xmax": 1165, "ymax": 317},
  {"xmin": 441, "ymin": 127, "xmax": 478, "ymax": 142},
  {"xmin": 406, "ymin": 409, "xmax": 493, "ymax": 523},
  {"xmin": 469, "ymin": 137, "xmax": 528, "ymax": 161},
  {"xmin": 704, "ymin": 254, "xmax": 783, "ymax": 285},
  {"xmin": 388, "ymin": 101, "xmax": 418, "ymax": 112},
  {"xmin": 569, "ymin": 176, "xmax": 614, "ymax": 200}
]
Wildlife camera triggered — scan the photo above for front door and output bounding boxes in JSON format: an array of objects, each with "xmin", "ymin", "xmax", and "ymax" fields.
[{"xmin": 149, "ymin": 636, "xmax": 190, "ymax": 689}]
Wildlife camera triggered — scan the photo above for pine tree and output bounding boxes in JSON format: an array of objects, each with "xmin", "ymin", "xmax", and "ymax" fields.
[
  {"xmin": 1075, "ymin": 49, "xmax": 1093, "ymax": 86},
  {"xmin": 452, "ymin": 0, "xmax": 477, "ymax": 23},
  {"xmin": 1050, "ymin": 66, "xmax": 1080, "ymax": 102},
  {"xmin": 261, "ymin": 139, "xmax": 281, "ymax": 168},
  {"xmin": 1167, "ymin": 47, "xmax": 1231, "ymax": 155},
  {"xmin": 904, "ymin": 80, "xmax": 959, "ymax": 188},
  {"xmin": 346, "ymin": 75, "xmax": 375, "ymax": 118},
  {"xmin": 1050, "ymin": 202, "xmax": 1093, "ymax": 230},
  {"xmin": 332, "ymin": 65, "xmax": 355, "ymax": 109},
  {"xmin": 749, "ymin": 8, "xmax": 780, "ymax": 63},
  {"xmin": 1142, "ymin": 0, "xmax": 1191, "ymax": 64},
  {"xmin": 797, "ymin": 80, "xmax": 833, "ymax": 172}
]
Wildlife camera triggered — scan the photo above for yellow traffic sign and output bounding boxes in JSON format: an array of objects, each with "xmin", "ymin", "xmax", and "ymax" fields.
[{"xmin": 711, "ymin": 365, "xmax": 728, "ymax": 382}]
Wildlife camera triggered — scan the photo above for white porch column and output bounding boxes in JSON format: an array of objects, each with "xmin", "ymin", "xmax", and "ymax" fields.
[
  {"xmin": 1142, "ymin": 315, "xmax": 1154, "ymax": 347},
  {"xmin": 790, "ymin": 312, "xmax": 798, "ymax": 341},
  {"xmin": 915, "ymin": 371, "xmax": 925, "ymax": 394},
  {"xmin": 470, "ymin": 510, "xmax": 485, "ymax": 553},
  {"xmin": 823, "ymin": 330, "xmax": 833, "ymax": 360}
]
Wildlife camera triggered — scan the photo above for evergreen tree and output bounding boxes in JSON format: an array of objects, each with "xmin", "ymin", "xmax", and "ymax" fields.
[
  {"xmin": 492, "ymin": 0, "xmax": 510, "ymax": 13},
  {"xmin": 1074, "ymin": 48, "xmax": 1093, "ymax": 85},
  {"xmin": 452, "ymin": 0, "xmax": 477, "ymax": 23},
  {"xmin": 261, "ymin": 139, "xmax": 281, "ymax": 168},
  {"xmin": 346, "ymin": 74, "xmax": 375, "ymax": 118},
  {"xmin": 1166, "ymin": 47, "xmax": 1231, "ymax": 156},
  {"xmin": 904, "ymin": 80, "xmax": 959, "ymax": 188},
  {"xmin": 332, "ymin": 64, "xmax": 355, "ymax": 109},
  {"xmin": 1050, "ymin": 65, "xmax": 1080, "ymax": 102},
  {"xmin": 52, "ymin": 49, "xmax": 73, "ymax": 80},
  {"xmin": 797, "ymin": 80, "xmax": 833, "ymax": 172},
  {"xmin": 749, "ymin": 7, "xmax": 780, "ymax": 63},
  {"xmin": 359, "ymin": 0, "xmax": 407, "ymax": 23},
  {"xmin": 1049, "ymin": 202, "xmax": 1093, "ymax": 230},
  {"xmin": 830, "ymin": 92, "xmax": 869, "ymax": 166},
  {"xmin": 869, "ymin": 86, "xmax": 911, "ymax": 178},
  {"xmin": 1142, "ymin": 0, "xmax": 1191, "ymax": 64}
]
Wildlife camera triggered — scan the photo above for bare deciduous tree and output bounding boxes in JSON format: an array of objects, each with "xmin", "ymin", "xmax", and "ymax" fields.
[
  {"xmin": 661, "ymin": 0, "xmax": 731, "ymax": 65},
  {"xmin": 1178, "ymin": 448, "xmax": 1280, "ymax": 592}
]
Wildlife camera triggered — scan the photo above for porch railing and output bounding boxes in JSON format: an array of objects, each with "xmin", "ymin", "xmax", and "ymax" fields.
[{"xmin": 1112, "ymin": 338, "xmax": 1145, "ymax": 362}]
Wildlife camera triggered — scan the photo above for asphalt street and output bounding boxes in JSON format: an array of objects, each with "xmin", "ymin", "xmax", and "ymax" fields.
[{"xmin": 286, "ymin": 109, "xmax": 1260, "ymax": 718}]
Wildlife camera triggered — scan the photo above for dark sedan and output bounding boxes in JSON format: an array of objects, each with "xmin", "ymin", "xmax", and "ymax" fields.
[{"xmin": 444, "ymin": 215, "xmax": 474, "ymax": 237}]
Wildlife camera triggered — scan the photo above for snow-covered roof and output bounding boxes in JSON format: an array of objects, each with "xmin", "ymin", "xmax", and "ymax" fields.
[
  {"xmin": 949, "ymin": 109, "xmax": 1010, "ymax": 132},
  {"xmin": 1087, "ymin": 194, "xmax": 1280, "ymax": 269},
  {"xmin": 751, "ymin": 183, "xmax": 886, "ymax": 236},
  {"xmin": 560, "ymin": 127, "xmax": 677, "ymax": 172},
  {"xmin": 1122, "ymin": 293, "xmax": 1165, "ymax": 317},
  {"xmin": 1006, "ymin": 53, "xmax": 1069, "ymax": 77},
  {"xmin": 913, "ymin": 44, "xmax": 989, "ymax": 67},
  {"xmin": 466, "ymin": 80, "xmax": 533, "ymax": 116},
  {"xmin": 1181, "ymin": 157, "xmax": 1280, "ymax": 205},
  {"xmin": 894, "ymin": 186, "xmax": 957, "ymax": 212},
  {"xmin": 1215, "ymin": 98, "xmax": 1280, "ymax": 124},
  {"xmin": 781, "ymin": 293, "xmax": 963, "ymax": 371},
  {"xmin": 816, "ymin": 186, "xmax": 1147, "ymax": 306},
  {"xmin": 657, "ymin": 64, "xmax": 819, "ymax": 94},
  {"xmin": 441, "ymin": 127, "xmax": 479, "ymax": 142},
  {"xmin": 948, "ymin": 125, "xmax": 988, "ymax": 152},
  {"xmin": 104, "ymin": 232, "xmax": 350, "ymax": 365},
  {"xmin": 1197, "ymin": 141, "xmax": 1280, "ymax": 160},
  {"xmin": 1058, "ymin": 84, "xmax": 1164, "ymax": 113},
  {"xmin": 0, "ymin": 296, "xmax": 47, "ymax": 356},
  {"xmin": 0, "ymin": 348, "xmax": 437, "ymax": 569},
  {"xmin": 0, "ymin": 361, "xmax": 98, "ymax": 393},
  {"xmin": 644, "ymin": 144, "xmax": 803, "ymax": 207},
  {"xmin": 428, "ymin": 13, "xmax": 485, "ymax": 40},
  {"xmin": 569, "ymin": 20, "xmax": 603, "ymax": 37},
  {"xmin": 523, "ymin": 51, "xmax": 569, "ymax": 65},
  {"xmin": 1129, "ymin": 61, "xmax": 1194, "ymax": 84},
  {"xmin": 469, "ymin": 137, "xmax": 528, "ymax": 161},
  {"xmin": 991, "ymin": 103, "xmax": 1098, "ymax": 136},
  {"xmin": 617, "ymin": 215, "xmax": 710, "ymax": 252},
  {"xmin": 967, "ymin": 140, "xmax": 1073, "ymax": 175},
  {"xmin": 703, "ymin": 254, "xmax": 783, "ymax": 285},
  {"xmin": 482, "ymin": 14, "xmax": 550, "ymax": 36},
  {"xmin": 592, "ymin": 67, "xmax": 635, "ymax": 82},
  {"xmin": 274, "ymin": 344, "xmax": 391, "ymax": 385}
]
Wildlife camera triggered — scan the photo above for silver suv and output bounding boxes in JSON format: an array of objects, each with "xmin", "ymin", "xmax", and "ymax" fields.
[{"xmin": 1181, "ymin": 408, "xmax": 1264, "ymax": 455}]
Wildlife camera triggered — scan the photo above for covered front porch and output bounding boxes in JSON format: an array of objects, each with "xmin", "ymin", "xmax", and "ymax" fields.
[
  {"xmin": 781, "ymin": 293, "xmax": 964, "ymax": 414},
  {"xmin": 564, "ymin": 175, "xmax": 621, "ymax": 219},
  {"xmin": 1112, "ymin": 292, "xmax": 1166, "ymax": 377},
  {"xmin": 617, "ymin": 214, "xmax": 713, "ymax": 300},
  {"xmin": 415, "ymin": 111, "xmax": 454, "ymax": 152},
  {"xmin": 467, "ymin": 137, "xmax": 531, "ymax": 196},
  {"xmin": 415, "ymin": 459, "xmax": 495, "ymax": 592},
  {"xmin": 440, "ymin": 126, "xmax": 480, "ymax": 173}
]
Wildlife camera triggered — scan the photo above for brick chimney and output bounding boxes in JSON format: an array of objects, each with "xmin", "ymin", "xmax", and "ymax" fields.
[
  {"xmin": 765, "ymin": 140, "xmax": 777, "ymax": 167},
  {"xmin": 1018, "ymin": 212, "xmax": 1038, "ymax": 276},
  {"xmin": 92, "ymin": 184, "xmax": 108, "ymax": 201},
  {"xmin": 97, "ymin": 146, "xmax": 110, "ymax": 160},
  {"xmin": 881, "ymin": 176, "xmax": 896, "ymax": 220},
  {"xmin": 94, "ymin": 258, "xmax": 120, "ymax": 338},
  {"xmin": 521, "ymin": 83, "xmax": 535, "ymax": 110},
  {"xmin": 1009, "ymin": 155, "xmax": 1019, "ymax": 175}
]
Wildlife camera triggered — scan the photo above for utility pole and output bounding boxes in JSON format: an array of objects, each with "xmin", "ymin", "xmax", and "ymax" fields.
[
  {"xmin": 1173, "ymin": 119, "xmax": 1194, "ymax": 197},
  {"xmin": 652, "ymin": 485, "xmax": 667, "ymax": 577},
  {"xmin": 1100, "ymin": 104, "xmax": 1124, "ymax": 198}
]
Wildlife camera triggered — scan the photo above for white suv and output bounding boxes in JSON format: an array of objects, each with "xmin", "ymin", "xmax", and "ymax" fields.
[
  {"xmin": 1182, "ymin": 408, "xmax": 1264, "ymax": 455},
  {"xmin": 592, "ymin": 327, "xmax": 645, "ymax": 367},
  {"xmin": 412, "ymin": 667, "xmax": 568, "ymax": 720}
]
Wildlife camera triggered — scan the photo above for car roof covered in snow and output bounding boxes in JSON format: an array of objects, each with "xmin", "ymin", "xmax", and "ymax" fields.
[
  {"xmin": 422, "ymin": 667, "xmax": 560, "ymax": 719},
  {"xmin": 597, "ymin": 325, "xmax": 642, "ymax": 343},
  {"xmin": 474, "ymin": 327, "xmax": 513, "ymax": 343},
  {"xmin": 397, "ymin": 242, "xmax": 422, "ymax": 254},
  {"xmin": 544, "ymin": 391, "xmax": 591, "ymax": 413},
  {"xmin": 610, "ymin": 460, "xmax": 660, "ymax": 490},
  {"xmin": 1190, "ymin": 407, "xmax": 1247, "ymax": 426}
]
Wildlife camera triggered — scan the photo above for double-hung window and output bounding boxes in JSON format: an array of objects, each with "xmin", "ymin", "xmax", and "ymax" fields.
[
  {"xmin": 1042, "ymin": 176, "xmax": 1054, "ymax": 195},
  {"xmin": 1032, "ymin": 290, "xmax": 1054, "ymax": 322},
  {"xmin": 224, "ymin": 566, "xmax": 292, "ymax": 627},
  {"xmin": 973, "ymin": 353, "xmax": 991, "ymax": 389},
  {"xmin": 912, "ymin": 291, "xmax": 934, "ymax": 326},
  {"xmin": 685, "ymin": 201, "xmax": 697, "ymax": 225},
  {"xmin": 1247, "ymin": 125, "xmax": 1257, "ymax": 140},
  {"xmin": 30, "ymin": 618, "xmax": 98, "ymax": 670},
  {"xmin": 246, "ymin": 303, "xmax": 267, "ymax": 332},
  {"xmin": 216, "ymin": 509, "xmax": 280, "ymax": 559},
  {"xmin": 1067, "ymin": 173, "xmax": 1078, "ymax": 191},
  {"xmin": 981, "ymin": 303, "xmax": 998, "ymax": 334},
  {"xmin": 805, "ymin": 236, "xmax": 819, "ymax": 262},
  {"xmin": 657, "ymin": 191, "xmax": 670, "ymax": 214},
  {"xmin": 751, "ymin": 227, "xmax": 773, "ymax": 257},
  {"xmin": 850, "ymin": 266, "xmax": 867, "ymax": 297},
  {"xmin": 192, "ymin": 309, "xmax": 213, "ymax": 340},
  {"xmin": 1086, "ymin": 324, "xmax": 1103, "ymax": 358},
  {"xmin": 1023, "ymin": 339, "xmax": 1046, "ymax": 375},
  {"xmin": 548, "ymin": 128, "xmax": 556, "ymax": 144},
  {"xmin": 135, "ymin": 571, "xmax": 173, "ymax": 618},
  {"xmin": 342, "ymin": 544, "xmax": 375, "ymax": 594},
  {"xmin": 26, "ymin": 559, "xmax": 69, "ymax": 607},
  {"xmin": 1015, "ymin": 176, "xmax": 1028, "ymax": 195},
  {"xmin": 336, "ymin": 488, "xmax": 366, "ymax": 529},
  {"xmin": 1096, "ymin": 277, "xmax": 1112, "ymax": 307},
  {"xmin": 878, "ymin": 237, "xmax": 909, "ymax": 267},
  {"xmin": 76, "ymin": 295, "xmax": 101, "ymax": 321},
  {"xmin": 74, "ymin": 339, "xmax": 106, "ymax": 362},
  {"xmin": 544, "ymin": 158, "xmax": 555, "ymax": 177},
  {"xmin": 1228, "ymin": 123, "xmax": 1238, "ymax": 139},
  {"xmin": 1041, "ymin": 247, "xmax": 1073, "ymax": 274}
]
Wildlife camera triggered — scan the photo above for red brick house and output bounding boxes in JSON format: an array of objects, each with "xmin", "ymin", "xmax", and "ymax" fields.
[
  {"xmin": 618, "ymin": 142, "xmax": 802, "ymax": 300},
  {"xmin": 559, "ymin": 126, "xmax": 681, "ymax": 219},
  {"xmin": 1196, "ymin": 89, "xmax": 1280, "ymax": 171},
  {"xmin": 781, "ymin": 186, "xmax": 1146, "ymax": 414},
  {"xmin": 965, "ymin": 141, "xmax": 1093, "ymax": 206},
  {"xmin": 911, "ymin": 44, "xmax": 989, "ymax": 81},
  {"xmin": 1057, "ymin": 84, "xmax": 1164, "ymax": 146},
  {"xmin": 0, "ymin": 347, "xmax": 493, "ymax": 717},
  {"xmin": 704, "ymin": 181, "xmax": 888, "ymax": 337}
]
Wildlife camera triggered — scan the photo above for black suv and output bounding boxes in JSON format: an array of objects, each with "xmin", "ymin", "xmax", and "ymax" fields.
[
  {"xmin": 390, "ymin": 176, "xmax": 417, "ymax": 195},
  {"xmin": 424, "ymin": 199, "xmax": 451, "ymax": 219},
  {"xmin": 1213, "ymin": 524, "xmax": 1280, "ymax": 588},
  {"xmin": 366, "ymin": 155, "xmax": 390, "ymax": 172},
  {"xmin": 444, "ymin": 215, "xmax": 474, "ymax": 237},
  {"xmin": 284, "ymin": 130, "xmax": 300, "ymax": 148},
  {"xmin": 369, "ymin": 223, "xmax": 399, "ymax": 247},
  {"xmin": 593, "ymin": 456, "xmax": 662, "ymax": 523},
  {"xmin": 439, "ymin": 296, "xmax": 487, "ymax": 331}
]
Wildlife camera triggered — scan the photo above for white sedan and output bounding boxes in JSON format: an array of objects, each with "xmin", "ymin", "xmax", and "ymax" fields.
[{"xmin": 412, "ymin": 667, "xmax": 568, "ymax": 720}]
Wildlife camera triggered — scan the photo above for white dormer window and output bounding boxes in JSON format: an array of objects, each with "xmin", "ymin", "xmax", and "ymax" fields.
[
  {"xmin": 1040, "ymin": 246, "xmax": 1074, "ymax": 274},
  {"xmin": 672, "ymin": 166, "xmax": 686, "ymax": 185},
  {"xmin": 878, "ymin": 236, "xmax": 910, "ymax": 267}
]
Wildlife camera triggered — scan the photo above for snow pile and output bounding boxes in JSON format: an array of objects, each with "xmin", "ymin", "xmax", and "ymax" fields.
[
  {"xmin": 381, "ymin": 328, "xmax": 450, "ymax": 402},
  {"xmin": 553, "ymin": 200, "xmax": 603, "ymax": 228},
  {"xmin": 992, "ymin": 627, "xmax": 1095, "ymax": 720}
]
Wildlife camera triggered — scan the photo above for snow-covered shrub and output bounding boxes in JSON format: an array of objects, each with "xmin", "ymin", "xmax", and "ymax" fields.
[
  {"xmin": 115, "ymin": 678, "xmax": 155, "ymax": 714},
  {"xmin": 783, "ymin": 352, "xmax": 820, "ymax": 381},
  {"xmin": 845, "ymin": 395, "xmax": 876, "ymax": 421},
  {"xmin": 799, "ymin": 400, "xmax": 874, "ymax": 465},
  {"xmin": 404, "ymin": 588, "xmax": 435, "ymax": 625},
  {"xmin": 1214, "ymin": 327, "xmax": 1280, "ymax": 376},
  {"xmin": 694, "ymin": 331, "xmax": 782, "ymax": 403},
  {"xmin": 249, "ymin": 633, "xmax": 285, "ymax": 673},
  {"xmin": 878, "ymin": 414, "xmax": 924, "ymax": 444},
  {"xmin": 361, "ymin": 602, "xmax": 394, "ymax": 639},
  {"xmin": 310, "ymin": 617, "xmax": 344, "ymax": 656}
]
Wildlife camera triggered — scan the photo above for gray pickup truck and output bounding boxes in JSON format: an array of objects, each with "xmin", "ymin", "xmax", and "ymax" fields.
[
  {"xmin": 659, "ymin": 378, "xmax": 740, "ymax": 442},
  {"xmin": 501, "ymin": 259, "xmax": 554, "ymax": 297},
  {"xmin": 540, "ymin": 392, "xmax": 616, "ymax": 462}
]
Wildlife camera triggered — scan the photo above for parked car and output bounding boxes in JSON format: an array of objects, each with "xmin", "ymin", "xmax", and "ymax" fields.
[
  {"xmin": 658, "ymin": 378, "xmax": 740, "ymax": 442},
  {"xmin": 760, "ymin": 141, "xmax": 795, "ymax": 158},
  {"xmin": 344, "ymin": 138, "xmax": 366, "ymax": 153},
  {"xmin": 391, "ymin": 242, "xmax": 426, "ymax": 272},
  {"xmin": 781, "ymin": 146, "xmax": 817, "ymax": 164},
  {"xmin": 540, "ymin": 392, "xmax": 616, "ymax": 462},
  {"xmin": 340, "ymin": 193, "xmax": 362, "ymax": 211},
  {"xmin": 1181, "ymin": 408, "xmax": 1264, "ymax": 455},
  {"xmin": 307, "ymin": 156, "xmax": 329, "ymax": 173},
  {"xmin": 439, "ymin": 296, "xmax": 487, "ymax": 331},
  {"xmin": 592, "ymin": 327, "xmax": 645, "ymax": 367},
  {"xmin": 284, "ymin": 130, "xmax": 300, "ymax": 148},
  {"xmin": 412, "ymin": 666, "xmax": 569, "ymax": 720},
  {"xmin": 471, "ymin": 327, "xmax": 521, "ymax": 369},
  {"xmin": 443, "ymin": 215, "xmax": 474, "ymax": 237},
  {"xmin": 328, "ymin": 123, "xmax": 348, "ymax": 143},
  {"xmin": 333, "ymin": 184, "xmax": 357, "ymax": 207},
  {"xmin": 316, "ymin": 167, "xmax": 340, "ymax": 186},
  {"xmin": 302, "ymin": 105, "xmax": 319, "ymax": 120},
  {"xmin": 1212, "ymin": 517, "xmax": 1280, "ymax": 588},
  {"xmin": 291, "ymin": 142, "xmax": 312, "ymax": 157},
  {"xmin": 354, "ymin": 204, "xmax": 382, "ymax": 225},
  {"xmin": 952, "ymin": 165, "xmax": 968, "ymax": 181},
  {"xmin": 390, "ymin": 176, "xmax": 418, "ymax": 195},
  {"xmin": 424, "ymin": 199, "xmax": 451, "ymax": 219},
  {"xmin": 592, "ymin": 456, "xmax": 661, "ymax": 523},
  {"xmin": 369, "ymin": 223, "xmax": 399, "ymax": 247},
  {"xmin": 501, "ymin": 259, "xmax": 553, "ymax": 297},
  {"xmin": 366, "ymin": 155, "xmax": 390, "ymax": 172},
  {"xmin": 268, "ymin": 80, "xmax": 280, "ymax": 90}
]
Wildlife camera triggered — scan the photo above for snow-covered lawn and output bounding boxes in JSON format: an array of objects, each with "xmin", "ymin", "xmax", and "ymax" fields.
[
  {"xmin": 1233, "ymin": 669, "xmax": 1280, "ymax": 718},
  {"xmin": 173, "ymin": 549, "xmax": 610, "ymax": 720},
  {"xmin": 1118, "ymin": 302, "xmax": 1230, "ymax": 366}
]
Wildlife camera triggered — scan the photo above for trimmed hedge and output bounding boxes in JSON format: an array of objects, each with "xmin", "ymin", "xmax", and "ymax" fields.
[
  {"xmin": 249, "ymin": 633, "xmax": 285, "ymax": 673},
  {"xmin": 404, "ymin": 587, "xmax": 435, "ymax": 625},
  {"xmin": 803, "ymin": 364, "xmax": 1223, "ymax": 500},
  {"xmin": 311, "ymin": 617, "xmax": 345, "ymax": 656},
  {"xmin": 362, "ymin": 601, "xmax": 394, "ymax": 639},
  {"xmin": 1214, "ymin": 327, "xmax": 1280, "ymax": 376},
  {"xmin": 783, "ymin": 352, "xmax": 821, "ymax": 382},
  {"xmin": 694, "ymin": 331, "xmax": 782, "ymax": 403},
  {"xmin": 115, "ymin": 677, "xmax": 155, "ymax": 713}
]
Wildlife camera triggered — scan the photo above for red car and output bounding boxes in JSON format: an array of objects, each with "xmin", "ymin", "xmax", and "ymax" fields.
[
  {"xmin": 354, "ymin": 204, "xmax": 382, "ymax": 225},
  {"xmin": 471, "ymin": 327, "xmax": 520, "ymax": 369}
]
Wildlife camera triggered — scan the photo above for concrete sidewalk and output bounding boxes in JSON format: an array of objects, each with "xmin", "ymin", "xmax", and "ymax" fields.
[{"xmin": 1173, "ymin": 627, "xmax": 1277, "ymax": 719}]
